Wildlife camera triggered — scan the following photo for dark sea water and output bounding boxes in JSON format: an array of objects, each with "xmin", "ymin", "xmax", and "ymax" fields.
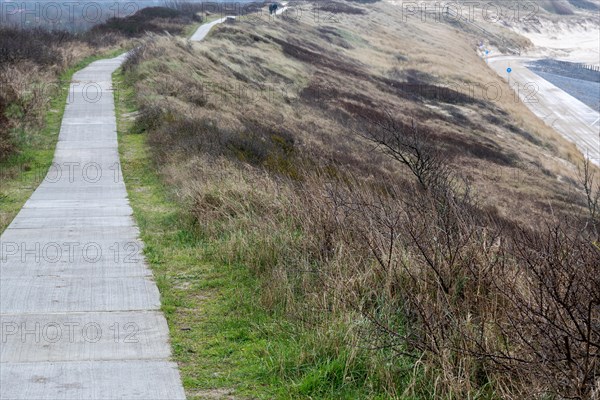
[{"xmin": 527, "ymin": 59, "xmax": 600, "ymax": 112}]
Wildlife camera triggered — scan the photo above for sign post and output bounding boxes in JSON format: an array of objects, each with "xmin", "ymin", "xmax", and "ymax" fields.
[{"xmin": 507, "ymin": 67, "xmax": 512, "ymax": 86}]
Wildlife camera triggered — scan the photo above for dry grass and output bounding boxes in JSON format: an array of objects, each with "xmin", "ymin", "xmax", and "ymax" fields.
[
  {"xmin": 121, "ymin": 1, "xmax": 600, "ymax": 397},
  {"xmin": 0, "ymin": 5, "xmax": 206, "ymax": 162}
]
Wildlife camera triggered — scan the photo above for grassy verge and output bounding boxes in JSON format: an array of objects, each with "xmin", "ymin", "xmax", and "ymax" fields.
[
  {"xmin": 114, "ymin": 68, "xmax": 279, "ymax": 399},
  {"xmin": 0, "ymin": 48, "xmax": 125, "ymax": 233}
]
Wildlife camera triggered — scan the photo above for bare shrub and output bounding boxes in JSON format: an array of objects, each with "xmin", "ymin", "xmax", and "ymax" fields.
[
  {"xmin": 580, "ymin": 158, "xmax": 600, "ymax": 237},
  {"xmin": 0, "ymin": 27, "xmax": 72, "ymax": 68},
  {"xmin": 356, "ymin": 114, "xmax": 449, "ymax": 190},
  {"xmin": 494, "ymin": 223, "xmax": 600, "ymax": 398},
  {"xmin": 318, "ymin": 174, "xmax": 508, "ymax": 396}
]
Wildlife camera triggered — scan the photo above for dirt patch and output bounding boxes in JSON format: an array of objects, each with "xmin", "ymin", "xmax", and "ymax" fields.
[{"xmin": 190, "ymin": 388, "xmax": 237, "ymax": 399}]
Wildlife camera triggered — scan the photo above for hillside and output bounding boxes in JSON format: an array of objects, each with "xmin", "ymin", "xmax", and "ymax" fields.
[
  {"xmin": 117, "ymin": 1, "xmax": 600, "ymax": 398},
  {"xmin": 125, "ymin": 1, "xmax": 591, "ymax": 234}
]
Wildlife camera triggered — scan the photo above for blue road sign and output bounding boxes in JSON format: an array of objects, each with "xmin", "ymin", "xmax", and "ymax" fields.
[{"xmin": 507, "ymin": 67, "xmax": 512, "ymax": 73}]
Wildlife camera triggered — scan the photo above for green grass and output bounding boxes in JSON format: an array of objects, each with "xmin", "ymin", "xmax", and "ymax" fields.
[{"xmin": 0, "ymin": 48, "xmax": 126, "ymax": 233}]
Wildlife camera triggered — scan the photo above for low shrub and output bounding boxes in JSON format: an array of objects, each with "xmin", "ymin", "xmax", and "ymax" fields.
[{"xmin": 91, "ymin": 6, "xmax": 203, "ymax": 38}]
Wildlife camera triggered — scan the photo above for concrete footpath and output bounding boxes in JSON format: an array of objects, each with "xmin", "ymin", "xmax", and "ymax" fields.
[
  {"xmin": 190, "ymin": 3, "xmax": 287, "ymax": 41},
  {"xmin": 0, "ymin": 52, "xmax": 187, "ymax": 399}
]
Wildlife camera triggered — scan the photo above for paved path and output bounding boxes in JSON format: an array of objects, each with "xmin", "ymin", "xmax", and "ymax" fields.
[
  {"xmin": 190, "ymin": 16, "xmax": 236, "ymax": 41},
  {"xmin": 0, "ymin": 52, "xmax": 187, "ymax": 399},
  {"xmin": 190, "ymin": 3, "xmax": 287, "ymax": 41},
  {"xmin": 488, "ymin": 56, "xmax": 600, "ymax": 166}
]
